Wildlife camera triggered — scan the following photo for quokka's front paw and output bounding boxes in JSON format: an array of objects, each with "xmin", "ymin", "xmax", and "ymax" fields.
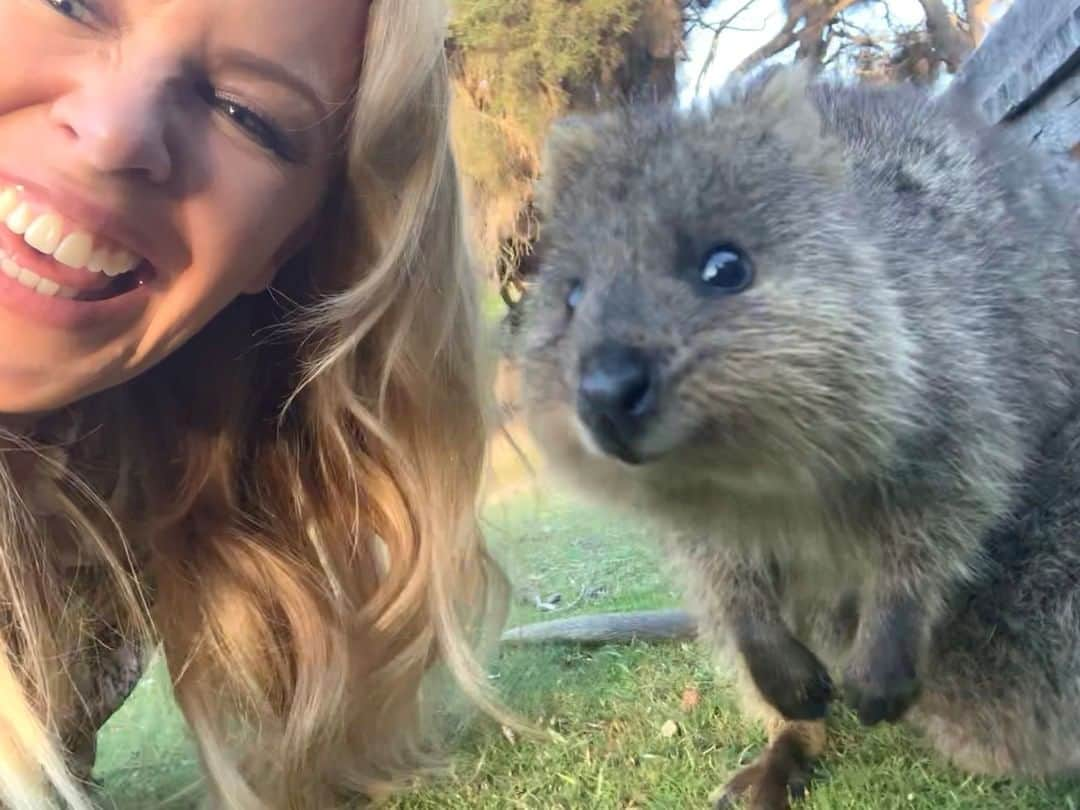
[
  {"xmin": 742, "ymin": 633, "xmax": 833, "ymax": 721},
  {"xmin": 842, "ymin": 644, "xmax": 921, "ymax": 725}
]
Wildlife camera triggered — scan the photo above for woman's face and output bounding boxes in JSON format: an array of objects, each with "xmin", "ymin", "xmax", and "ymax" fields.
[{"xmin": 0, "ymin": 0, "xmax": 366, "ymax": 414}]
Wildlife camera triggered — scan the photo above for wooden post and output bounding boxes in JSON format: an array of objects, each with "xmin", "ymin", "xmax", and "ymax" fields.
[{"xmin": 949, "ymin": 0, "xmax": 1080, "ymax": 169}]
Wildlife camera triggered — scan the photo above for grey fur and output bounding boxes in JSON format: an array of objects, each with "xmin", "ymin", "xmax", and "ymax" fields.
[{"xmin": 518, "ymin": 63, "xmax": 1080, "ymax": 784}]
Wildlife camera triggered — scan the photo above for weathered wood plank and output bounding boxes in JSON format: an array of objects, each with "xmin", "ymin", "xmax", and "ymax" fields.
[
  {"xmin": 986, "ymin": 3, "xmax": 1080, "ymax": 123},
  {"xmin": 946, "ymin": 0, "xmax": 1080, "ymax": 187},
  {"xmin": 1004, "ymin": 68, "xmax": 1080, "ymax": 152},
  {"xmin": 952, "ymin": 0, "xmax": 1080, "ymax": 125}
]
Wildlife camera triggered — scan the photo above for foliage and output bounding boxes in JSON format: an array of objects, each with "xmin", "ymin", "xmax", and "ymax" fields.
[
  {"xmin": 451, "ymin": 0, "xmax": 646, "ymax": 142},
  {"xmin": 447, "ymin": 0, "xmax": 663, "ymax": 278}
]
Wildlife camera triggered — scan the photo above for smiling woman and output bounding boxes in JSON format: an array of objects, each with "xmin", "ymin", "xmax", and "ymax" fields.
[{"xmin": 0, "ymin": 1, "xmax": 507, "ymax": 809}]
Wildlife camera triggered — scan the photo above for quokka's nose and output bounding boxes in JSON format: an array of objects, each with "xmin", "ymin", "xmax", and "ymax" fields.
[{"xmin": 577, "ymin": 343, "xmax": 658, "ymax": 462}]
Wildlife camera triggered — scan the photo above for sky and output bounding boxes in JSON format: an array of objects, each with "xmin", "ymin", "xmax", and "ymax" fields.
[{"xmin": 676, "ymin": 0, "xmax": 986, "ymax": 104}]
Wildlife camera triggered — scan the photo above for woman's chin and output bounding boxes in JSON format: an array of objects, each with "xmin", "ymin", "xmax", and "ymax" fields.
[{"xmin": 0, "ymin": 341, "xmax": 127, "ymax": 416}]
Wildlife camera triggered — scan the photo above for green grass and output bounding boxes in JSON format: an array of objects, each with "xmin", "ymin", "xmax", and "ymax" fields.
[
  {"xmin": 481, "ymin": 279, "xmax": 509, "ymax": 327},
  {"xmin": 92, "ymin": 657, "xmax": 201, "ymax": 809},
  {"xmin": 92, "ymin": 491, "xmax": 1080, "ymax": 809}
]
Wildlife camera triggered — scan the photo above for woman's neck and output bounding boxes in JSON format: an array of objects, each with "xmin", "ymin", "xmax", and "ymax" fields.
[
  {"xmin": 0, "ymin": 412, "xmax": 39, "ymax": 434},
  {"xmin": 0, "ymin": 414, "xmax": 39, "ymax": 457}
]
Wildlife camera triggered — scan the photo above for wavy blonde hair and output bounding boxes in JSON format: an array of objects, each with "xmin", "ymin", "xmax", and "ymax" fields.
[{"xmin": 0, "ymin": 1, "xmax": 508, "ymax": 807}]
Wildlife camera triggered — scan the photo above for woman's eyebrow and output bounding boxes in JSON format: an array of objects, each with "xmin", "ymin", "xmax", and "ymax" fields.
[{"xmin": 215, "ymin": 47, "xmax": 331, "ymax": 119}]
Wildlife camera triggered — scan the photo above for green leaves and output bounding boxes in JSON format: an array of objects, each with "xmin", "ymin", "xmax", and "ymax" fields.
[{"xmin": 450, "ymin": 0, "xmax": 644, "ymax": 137}]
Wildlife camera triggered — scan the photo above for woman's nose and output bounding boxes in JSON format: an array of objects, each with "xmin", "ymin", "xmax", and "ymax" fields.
[{"xmin": 49, "ymin": 66, "xmax": 174, "ymax": 184}]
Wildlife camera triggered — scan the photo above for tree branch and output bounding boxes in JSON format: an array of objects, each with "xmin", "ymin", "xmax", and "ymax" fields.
[
  {"xmin": 918, "ymin": 0, "xmax": 974, "ymax": 69},
  {"xmin": 965, "ymin": 0, "xmax": 995, "ymax": 46},
  {"xmin": 795, "ymin": 21, "xmax": 833, "ymax": 69},
  {"xmin": 732, "ymin": 0, "xmax": 862, "ymax": 75},
  {"xmin": 694, "ymin": 0, "xmax": 760, "ymax": 95},
  {"xmin": 500, "ymin": 609, "xmax": 698, "ymax": 646}
]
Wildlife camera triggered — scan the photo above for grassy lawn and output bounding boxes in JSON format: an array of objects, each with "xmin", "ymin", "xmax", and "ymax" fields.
[{"xmin": 92, "ymin": 488, "xmax": 1080, "ymax": 809}]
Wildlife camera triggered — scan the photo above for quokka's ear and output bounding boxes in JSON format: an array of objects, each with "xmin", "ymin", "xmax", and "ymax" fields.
[
  {"xmin": 753, "ymin": 60, "xmax": 818, "ymax": 121},
  {"xmin": 535, "ymin": 114, "xmax": 603, "ymax": 216},
  {"xmin": 746, "ymin": 61, "xmax": 847, "ymax": 181}
]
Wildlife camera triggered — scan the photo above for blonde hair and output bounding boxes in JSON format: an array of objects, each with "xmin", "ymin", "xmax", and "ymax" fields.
[{"xmin": 0, "ymin": 1, "xmax": 508, "ymax": 807}]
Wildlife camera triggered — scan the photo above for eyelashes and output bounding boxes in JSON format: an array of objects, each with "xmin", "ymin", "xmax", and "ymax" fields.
[
  {"xmin": 45, "ymin": 0, "xmax": 97, "ymax": 26},
  {"xmin": 197, "ymin": 82, "xmax": 300, "ymax": 163}
]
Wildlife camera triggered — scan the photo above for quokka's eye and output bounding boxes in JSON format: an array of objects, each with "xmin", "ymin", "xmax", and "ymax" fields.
[
  {"xmin": 699, "ymin": 244, "xmax": 754, "ymax": 293},
  {"xmin": 566, "ymin": 279, "xmax": 584, "ymax": 311}
]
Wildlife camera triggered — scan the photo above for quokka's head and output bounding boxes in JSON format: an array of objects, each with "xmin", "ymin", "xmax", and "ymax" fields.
[{"xmin": 518, "ymin": 66, "xmax": 917, "ymax": 504}]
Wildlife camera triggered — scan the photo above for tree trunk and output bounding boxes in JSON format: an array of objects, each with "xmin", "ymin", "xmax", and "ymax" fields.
[
  {"xmin": 918, "ymin": 0, "xmax": 975, "ymax": 69},
  {"xmin": 733, "ymin": 0, "xmax": 862, "ymax": 75}
]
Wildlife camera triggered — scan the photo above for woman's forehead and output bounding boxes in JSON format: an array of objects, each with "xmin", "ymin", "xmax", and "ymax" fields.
[{"xmin": 176, "ymin": 0, "xmax": 367, "ymax": 100}]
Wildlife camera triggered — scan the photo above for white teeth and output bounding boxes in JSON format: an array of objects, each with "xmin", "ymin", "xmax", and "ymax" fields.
[
  {"xmin": 16, "ymin": 267, "xmax": 39, "ymax": 288},
  {"xmin": 54, "ymin": 232, "xmax": 94, "ymax": 269},
  {"xmin": 0, "ymin": 188, "xmax": 17, "ymax": 221},
  {"xmin": 0, "ymin": 186, "xmax": 146, "ymax": 276},
  {"xmin": 0, "ymin": 251, "xmax": 78, "ymax": 300},
  {"xmin": 6, "ymin": 202, "xmax": 32, "ymax": 234},
  {"xmin": 104, "ymin": 249, "xmax": 138, "ymax": 277},
  {"xmin": 88, "ymin": 247, "xmax": 109, "ymax": 273},
  {"xmin": 24, "ymin": 213, "xmax": 63, "ymax": 254}
]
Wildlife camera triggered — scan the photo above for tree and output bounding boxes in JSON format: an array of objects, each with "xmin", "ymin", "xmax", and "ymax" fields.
[
  {"xmin": 447, "ymin": 0, "xmax": 688, "ymax": 312},
  {"xmin": 691, "ymin": 0, "xmax": 1008, "ymax": 89}
]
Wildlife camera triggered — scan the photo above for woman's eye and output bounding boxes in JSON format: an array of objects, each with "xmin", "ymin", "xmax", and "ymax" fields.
[
  {"xmin": 217, "ymin": 98, "xmax": 291, "ymax": 157},
  {"xmin": 45, "ymin": 0, "xmax": 98, "ymax": 24},
  {"xmin": 566, "ymin": 279, "xmax": 584, "ymax": 312},
  {"xmin": 699, "ymin": 244, "xmax": 754, "ymax": 293},
  {"xmin": 196, "ymin": 81, "xmax": 297, "ymax": 163}
]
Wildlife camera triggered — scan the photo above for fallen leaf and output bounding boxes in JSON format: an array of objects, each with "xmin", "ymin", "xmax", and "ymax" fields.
[{"xmin": 680, "ymin": 687, "xmax": 700, "ymax": 711}]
